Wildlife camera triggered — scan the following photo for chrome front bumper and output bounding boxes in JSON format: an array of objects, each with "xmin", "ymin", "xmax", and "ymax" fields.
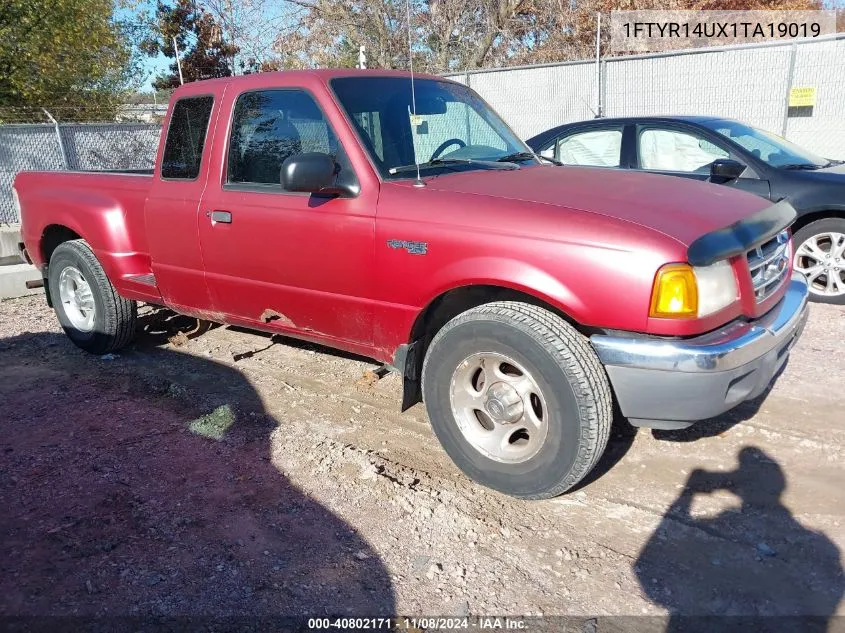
[{"xmin": 590, "ymin": 273, "xmax": 810, "ymax": 429}]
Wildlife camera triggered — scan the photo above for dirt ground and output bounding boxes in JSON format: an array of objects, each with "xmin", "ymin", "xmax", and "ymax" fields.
[{"xmin": 1, "ymin": 294, "xmax": 843, "ymax": 626}]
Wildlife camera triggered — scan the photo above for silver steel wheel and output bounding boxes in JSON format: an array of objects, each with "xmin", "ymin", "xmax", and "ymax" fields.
[
  {"xmin": 449, "ymin": 351, "xmax": 549, "ymax": 464},
  {"xmin": 58, "ymin": 265, "xmax": 96, "ymax": 332},
  {"xmin": 794, "ymin": 232, "xmax": 845, "ymax": 297}
]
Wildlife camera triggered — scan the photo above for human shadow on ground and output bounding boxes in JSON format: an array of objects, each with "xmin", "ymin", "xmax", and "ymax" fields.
[
  {"xmin": 0, "ymin": 330, "xmax": 395, "ymax": 624},
  {"xmin": 634, "ymin": 446, "xmax": 843, "ymax": 633},
  {"xmin": 576, "ymin": 357, "xmax": 792, "ymax": 493}
]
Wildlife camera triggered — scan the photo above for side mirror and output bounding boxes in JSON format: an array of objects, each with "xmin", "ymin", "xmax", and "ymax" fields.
[
  {"xmin": 280, "ymin": 152, "xmax": 351, "ymax": 197},
  {"xmin": 710, "ymin": 158, "xmax": 746, "ymax": 183}
]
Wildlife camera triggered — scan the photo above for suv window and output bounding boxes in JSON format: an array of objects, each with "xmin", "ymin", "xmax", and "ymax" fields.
[
  {"xmin": 557, "ymin": 129, "xmax": 622, "ymax": 167},
  {"xmin": 639, "ymin": 128, "xmax": 728, "ymax": 173},
  {"xmin": 161, "ymin": 96, "xmax": 214, "ymax": 180},
  {"xmin": 227, "ymin": 89, "xmax": 339, "ymax": 185}
]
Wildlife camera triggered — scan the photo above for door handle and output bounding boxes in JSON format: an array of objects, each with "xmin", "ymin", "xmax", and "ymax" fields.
[{"xmin": 207, "ymin": 210, "xmax": 232, "ymax": 224}]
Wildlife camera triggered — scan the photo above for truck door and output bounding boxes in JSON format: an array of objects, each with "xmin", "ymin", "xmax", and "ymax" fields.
[
  {"xmin": 145, "ymin": 93, "xmax": 220, "ymax": 316},
  {"xmin": 197, "ymin": 86, "xmax": 377, "ymax": 346}
]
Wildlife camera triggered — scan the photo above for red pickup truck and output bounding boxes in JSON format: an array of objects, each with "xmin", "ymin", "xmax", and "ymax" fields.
[{"xmin": 15, "ymin": 69, "xmax": 809, "ymax": 499}]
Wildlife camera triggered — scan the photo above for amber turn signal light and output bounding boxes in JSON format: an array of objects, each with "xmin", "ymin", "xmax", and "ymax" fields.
[{"xmin": 649, "ymin": 263, "xmax": 698, "ymax": 318}]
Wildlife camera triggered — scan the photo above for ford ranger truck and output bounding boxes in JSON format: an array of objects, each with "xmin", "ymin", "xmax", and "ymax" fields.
[{"xmin": 15, "ymin": 70, "xmax": 809, "ymax": 499}]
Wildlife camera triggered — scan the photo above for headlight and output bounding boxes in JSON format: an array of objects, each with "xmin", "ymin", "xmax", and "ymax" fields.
[
  {"xmin": 650, "ymin": 260, "xmax": 738, "ymax": 319},
  {"xmin": 694, "ymin": 260, "xmax": 738, "ymax": 316}
]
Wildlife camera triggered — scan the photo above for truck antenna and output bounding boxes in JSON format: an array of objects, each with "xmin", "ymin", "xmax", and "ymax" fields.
[{"xmin": 406, "ymin": 0, "xmax": 424, "ymax": 188}]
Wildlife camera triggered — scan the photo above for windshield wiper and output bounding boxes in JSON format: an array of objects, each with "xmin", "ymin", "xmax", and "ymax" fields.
[
  {"xmin": 388, "ymin": 158, "xmax": 518, "ymax": 175},
  {"xmin": 781, "ymin": 163, "xmax": 822, "ymax": 170},
  {"xmin": 496, "ymin": 151, "xmax": 562, "ymax": 166}
]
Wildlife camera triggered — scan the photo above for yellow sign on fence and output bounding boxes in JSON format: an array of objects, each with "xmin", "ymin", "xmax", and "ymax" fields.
[{"xmin": 789, "ymin": 86, "xmax": 817, "ymax": 107}]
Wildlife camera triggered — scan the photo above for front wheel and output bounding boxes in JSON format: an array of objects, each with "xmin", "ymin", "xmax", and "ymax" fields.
[
  {"xmin": 421, "ymin": 301, "xmax": 613, "ymax": 499},
  {"xmin": 793, "ymin": 218, "xmax": 845, "ymax": 305},
  {"xmin": 48, "ymin": 239, "xmax": 137, "ymax": 354}
]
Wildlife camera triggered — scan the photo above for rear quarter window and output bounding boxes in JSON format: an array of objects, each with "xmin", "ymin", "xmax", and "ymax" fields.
[
  {"xmin": 558, "ymin": 129, "xmax": 623, "ymax": 167},
  {"xmin": 161, "ymin": 96, "xmax": 214, "ymax": 180}
]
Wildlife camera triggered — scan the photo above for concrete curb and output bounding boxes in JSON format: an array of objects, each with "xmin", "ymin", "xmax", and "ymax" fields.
[
  {"xmin": 1, "ymin": 224, "xmax": 24, "ymax": 265},
  {"xmin": 0, "ymin": 264, "xmax": 42, "ymax": 300}
]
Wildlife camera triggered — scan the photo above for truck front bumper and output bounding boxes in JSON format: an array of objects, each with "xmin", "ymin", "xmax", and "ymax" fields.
[{"xmin": 590, "ymin": 273, "xmax": 810, "ymax": 430}]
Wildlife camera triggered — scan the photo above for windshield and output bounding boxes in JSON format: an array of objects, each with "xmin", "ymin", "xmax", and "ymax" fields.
[
  {"xmin": 703, "ymin": 119, "xmax": 828, "ymax": 168},
  {"xmin": 331, "ymin": 76, "xmax": 534, "ymax": 179}
]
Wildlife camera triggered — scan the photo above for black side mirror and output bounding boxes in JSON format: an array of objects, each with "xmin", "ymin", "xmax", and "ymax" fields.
[
  {"xmin": 710, "ymin": 158, "xmax": 746, "ymax": 183},
  {"xmin": 280, "ymin": 152, "xmax": 352, "ymax": 197}
]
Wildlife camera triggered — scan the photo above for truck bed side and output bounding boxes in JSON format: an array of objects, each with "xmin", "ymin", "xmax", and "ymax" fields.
[{"xmin": 15, "ymin": 170, "xmax": 162, "ymax": 304}]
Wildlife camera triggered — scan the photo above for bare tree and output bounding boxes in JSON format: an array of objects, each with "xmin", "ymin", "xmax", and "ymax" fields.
[{"xmin": 133, "ymin": 0, "xmax": 828, "ymax": 80}]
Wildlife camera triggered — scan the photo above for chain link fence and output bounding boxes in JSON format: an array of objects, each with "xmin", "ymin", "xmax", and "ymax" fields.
[
  {"xmin": 2, "ymin": 36, "xmax": 843, "ymax": 223},
  {"xmin": 0, "ymin": 123, "xmax": 160, "ymax": 223},
  {"xmin": 446, "ymin": 33, "xmax": 845, "ymax": 160}
]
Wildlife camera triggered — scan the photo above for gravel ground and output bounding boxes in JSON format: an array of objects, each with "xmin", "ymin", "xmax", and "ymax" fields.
[{"xmin": 1, "ymin": 294, "xmax": 843, "ymax": 624}]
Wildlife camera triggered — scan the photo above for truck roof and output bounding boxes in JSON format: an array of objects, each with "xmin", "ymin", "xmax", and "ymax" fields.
[{"xmin": 170, "ymin": 68, "xmax": 452, "ymax": 98}]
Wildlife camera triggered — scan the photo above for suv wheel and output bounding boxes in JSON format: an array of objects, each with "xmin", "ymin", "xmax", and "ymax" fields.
[
  {"xmin": 793, "ymin": 218, "xmax": 845, "ymax": 304},
  {"xmin": 422, "ymin": 301, "xmax": 613, "ymax": 499}
]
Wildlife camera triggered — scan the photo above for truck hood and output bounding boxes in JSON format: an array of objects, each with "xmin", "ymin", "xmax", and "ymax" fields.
[{"xmin": 421, "ymin": 165, "xmax": 771, "ymax": 247}]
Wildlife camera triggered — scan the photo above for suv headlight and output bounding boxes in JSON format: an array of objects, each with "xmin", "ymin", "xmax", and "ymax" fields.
[{"xmin": 650, "ymin": 260, "xmax": 738, "ymax": 319}]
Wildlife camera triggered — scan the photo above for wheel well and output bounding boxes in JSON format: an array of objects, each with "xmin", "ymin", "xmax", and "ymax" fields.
[
  {"xmin": 398, "ymin": 285, "xmax": 587, "ymax": 411},
  {"xmin": 410, "ymin": 285, "xmax": 584, "ymax": 346},
  {"xmin": 41, "ymin": 225, "xmax": 81, "ymax": 265},
  {"xmin": 792, "ymin": 210, "xmax": 845, "ymax": 234}
]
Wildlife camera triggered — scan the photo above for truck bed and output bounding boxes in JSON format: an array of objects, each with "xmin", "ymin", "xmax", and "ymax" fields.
[{"xmin": 15, "ymin": 170, "xmax": 157, "ymax": 302}]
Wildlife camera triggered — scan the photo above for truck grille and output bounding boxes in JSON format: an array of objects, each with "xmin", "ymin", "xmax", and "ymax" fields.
[{"xmin": 747, "ymin": 230, "xmax": 791, "ymax": 303}]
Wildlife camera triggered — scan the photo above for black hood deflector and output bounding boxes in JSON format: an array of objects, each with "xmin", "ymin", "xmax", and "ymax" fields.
[{"xmin": 687, "ymin": 199, "xmax": 797, "ymax": 267}]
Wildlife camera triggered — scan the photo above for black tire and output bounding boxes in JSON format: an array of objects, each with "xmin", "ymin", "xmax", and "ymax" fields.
[
  {"xmin": 421, "ymin": 301, "xmax": 613, "ymax": 499},
  {"xmin": 793, "ymin": 218, "xmax": 845, "ymax": 305},
  {"xmin": 48, "ymin": 239, "xmax": 137, "ymax": 354}
]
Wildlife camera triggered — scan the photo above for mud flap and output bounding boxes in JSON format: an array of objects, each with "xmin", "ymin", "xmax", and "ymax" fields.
[
  {"xmin": 40, "ymin": 264, "xmax": 52, "ymax": 308},
  {"xmin": 393, "ymin": 341, "xmax": 423, "ymax": 412}
]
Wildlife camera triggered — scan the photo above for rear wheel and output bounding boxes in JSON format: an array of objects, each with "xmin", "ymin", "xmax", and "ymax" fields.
[
  {"xmin": 793, "ymin": 218, "xmax": 845, "ymax": 305},
  {"xmin": 421, "ymin": 301, "xmax": 613, "ymax": 499},
  {"xmin": 48, "ymin": 239, "xmax": 137, "ymax": 354}
]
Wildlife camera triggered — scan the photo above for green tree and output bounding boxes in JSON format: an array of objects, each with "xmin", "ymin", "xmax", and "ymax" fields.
[
  {"xmin": 0, "ymin": 0, "xmax": 136, "ymax": 122},
  {"xmin": 141, "ymin": 0, "xmax": 239, "ymax": 90}
]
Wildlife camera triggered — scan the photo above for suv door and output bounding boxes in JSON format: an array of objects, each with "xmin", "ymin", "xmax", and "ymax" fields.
[
  {"xmin": 635, "ymin": 124, "xmax": 771, "ymax": 198},
  {"xmin": 197, "ymin": 87, "xmax": 376, "ymax": 346}
]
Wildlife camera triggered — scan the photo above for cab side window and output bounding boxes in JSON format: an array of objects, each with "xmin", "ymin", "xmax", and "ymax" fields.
[
  {"xmin": 557, "ymin": 129, "xmax": 623, "ymax": 167},
  {"xmin": 639, "ymin": 128, "xmax": 728, "ymax": 173},
  {"xmin": 227, "ymin": 90, "xmax": 339, "ymax": 185},
  {"xmin": 161, "ymin": 96, "xmax": 214, "ymax": 180}
]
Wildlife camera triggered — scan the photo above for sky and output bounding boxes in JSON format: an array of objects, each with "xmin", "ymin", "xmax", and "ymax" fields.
[
  {"xmin": 115, "ymin": 0, "xmax": 292, "ymax": 92},
  {"xmin": 118, "ymin": 0, "xmax": 845, "ymax": 92},
  {"xmin": 115, "ymin": 1, "xmax": 177, "ymax": 92}
]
